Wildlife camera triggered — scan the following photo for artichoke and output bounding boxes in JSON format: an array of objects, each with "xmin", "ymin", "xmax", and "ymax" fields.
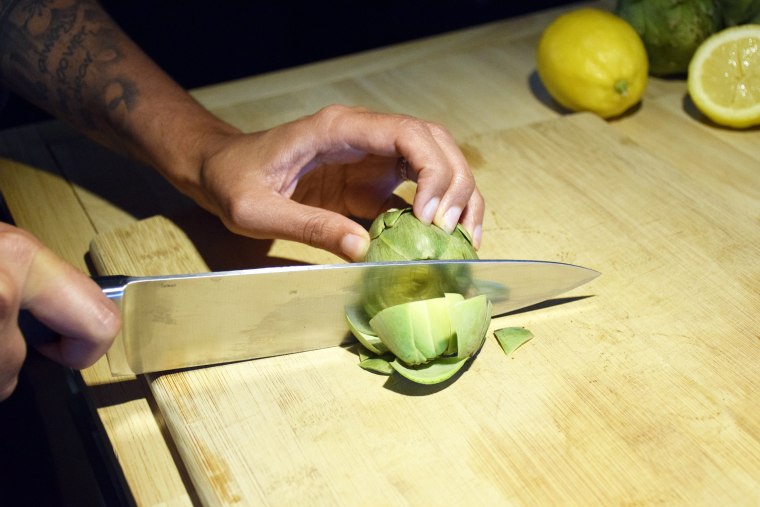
[
  {"xmin": 361, "ymin": 207, "xmax": 478, "ymax": 318},
  {"xmin": 616, "ymin": 0, "xmax": 722, "ymax": 76},
  {"xmin": 718, "ymin": 0, "xmax": 760, "ymax": 25},
  {"xmin": 350, "ymin": 294, "xmax": 492, "ymax": 384},
  {"xmin": 347, "ymin": 208, "xmax": 492, "ymax": 385}
]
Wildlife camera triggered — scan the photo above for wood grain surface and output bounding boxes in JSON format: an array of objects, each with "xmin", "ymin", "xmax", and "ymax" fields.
[
  {"xmin": 1, "ymin": 0, "xmax": 758, "ymax": 504},
  {"xmin": 89, "ymin": 113, "xmax": 760, "ymax": 506}
]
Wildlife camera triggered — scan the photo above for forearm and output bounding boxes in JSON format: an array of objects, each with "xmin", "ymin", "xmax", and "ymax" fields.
[{"xmin": 0, "ymin": 0, "xmax": 237, "ymax": 199}]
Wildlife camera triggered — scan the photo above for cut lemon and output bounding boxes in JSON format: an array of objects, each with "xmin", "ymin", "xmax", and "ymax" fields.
[{"xmin": 688, "ymin": 24, "xmax": 760, "ymax": 128}]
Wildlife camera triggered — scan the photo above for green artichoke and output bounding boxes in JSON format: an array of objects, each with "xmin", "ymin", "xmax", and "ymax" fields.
[
  {"xmin": 616, "ymin": 0, "xmax": 722, "ymax": 76},
  {"xmin": 718, "ymin": 0, "xmax": 760, "ymax": 25},
  {"xmin": 349, "ymin": 294, "xmax": 492, "ymax": 384},
  {"xmin": 361, "ymin": 207, "xmax": 478, "ymax": 318},
  {"xmin": 346, "ymin": 208, "xmax": 492, "ymax": 385}
]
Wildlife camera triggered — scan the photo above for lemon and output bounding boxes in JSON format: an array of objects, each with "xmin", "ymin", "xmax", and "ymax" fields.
[
  {"xmin": 687, "ymin": 24, "xmax": 760, "ymax": 128},
  {"xmin": 536, "ymin": 8, "xmax": 649, "ymax": 118}
]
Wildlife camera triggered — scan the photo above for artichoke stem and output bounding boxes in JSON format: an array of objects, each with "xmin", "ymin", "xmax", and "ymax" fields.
[{"xmin": 614, "ymin": 79, "xmax": 629, "ymax": 97}]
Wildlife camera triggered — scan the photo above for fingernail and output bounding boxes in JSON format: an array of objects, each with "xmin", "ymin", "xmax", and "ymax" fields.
[
  {"xmin": 98, "ymin": 297, "xmax": 123, "ymax": 338},
  {"xmin": 420, "ymin": 197, "xmax": 440, "ymax": 224},
  {"xmin": 439, "ymin": 206, "xmax": 462, "ymax": 234},
  {"xmin": 472, "ymin": 224, "xmax": 482, "ymax": 249},
  {"xmin": 341, "ymin": 233, "xmax": 369, "ymax": 262}
]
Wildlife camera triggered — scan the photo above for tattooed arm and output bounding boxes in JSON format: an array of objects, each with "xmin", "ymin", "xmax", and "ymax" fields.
[
  {"xmin": 0, "ymin": 0, "xmax": 484, "ymax": 396},
  {"xmin": 0, "ymin": 0, "xmax": 239, "ymax": 196},
  {"xmin": 0, "ymin": 0, "xmax": 484, "ymax": 261}
]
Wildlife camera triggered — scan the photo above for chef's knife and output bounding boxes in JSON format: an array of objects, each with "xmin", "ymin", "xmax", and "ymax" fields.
[{"xmin": 99, "ymin": 259, "xmax": 598, "ymax": 375}]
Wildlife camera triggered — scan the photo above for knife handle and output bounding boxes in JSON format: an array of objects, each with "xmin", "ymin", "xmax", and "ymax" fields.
[
  {"xmin": 93, "ymin": 275, "xmax": 130, "ymax": 301},
  {"xmin": 22, "ymin": 275, "xmax": 129, "ymax": 347}
]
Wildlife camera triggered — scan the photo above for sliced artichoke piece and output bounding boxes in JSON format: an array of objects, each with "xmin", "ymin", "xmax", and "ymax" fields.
[
  {"xmin": 346, "ymin": 304, "xmax": 388, "ymax": 355},
  {"xmin": 443, "ymin": 293, "xmax": 465, "ymax": 355},
  {"xmin": 450, "ymin": 294, "xmax": 492, "ymax": 359},
  {"xmin": 390, "ymin": 355, "xmax": 469, "ymax": 385},
  {"xmin": 369, "ymin": 297, "xmax": 455, "ymax": 366},
  {"xmin": 494, "ymin": 327, "xmax": 534, "ymax": 356},
  {"xmin": 359, "ymin": 357, "xmax": 394, "ymax": 375},
  {"xmin": 357, "ymin": 345, "xmax": 395, "ymax": 375}
]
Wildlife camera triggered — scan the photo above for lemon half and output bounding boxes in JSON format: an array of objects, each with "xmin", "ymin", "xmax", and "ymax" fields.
[{"xmin": 688, "ymin": 24, "xmax": 760, "ymax": 128}]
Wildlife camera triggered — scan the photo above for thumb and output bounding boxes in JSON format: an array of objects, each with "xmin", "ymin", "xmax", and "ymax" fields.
[
  {"xmin": 0, "ymin": 324, "xmax": 25, "ymax": 401},
  {"xmin": 24, "ymin": 248, "xmax": 121, "ymax": 369},
  {"xmin": 229, "ymin": 196, "xmax": 371, "ymax": 262},
  {"xmin": 0, "ymin": 271, "xmax": 26, "ymax": 401}
]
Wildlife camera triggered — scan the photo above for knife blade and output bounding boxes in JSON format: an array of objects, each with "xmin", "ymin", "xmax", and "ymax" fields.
[{"xmin": 99, "ymin": 259, "xmax": 598, "ymax": 375}]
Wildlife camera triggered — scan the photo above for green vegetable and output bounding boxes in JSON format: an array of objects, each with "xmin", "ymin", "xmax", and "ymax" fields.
[
  {"xmin": 494, "ymin": 327, "xmax": 534, "ymax": 356},
  {"xmin": 616, "ymin": 0, "xmax": 722, "ymax": 76},
  {"xmin": 390, "ymin": 355, "xmax": 469, "ymax": 385},
  {"xmin": 370, "ymin": 296, "xmax": 457, "ymax": 365},
  {"xmin": 349, "ymin": 294, "xmax": 492, "ymax": 384},
  {"xmin": 346, "ymin": 208, "xmax": 493, "ymax": 384},
  {"xmin": 450, "ymin": 294, "xmax": 492, "ymax": 359},
  {"xmin": 361, "ymin": 207, "xmax": 477, "ymax": 318},
  {"xmin": 347, "ymin": 208, "xmax": 537, "ymax": 385},
  {"xmin": 346, "ymin": 304, "xmax": 388, "ymax": 355},
  {"xmin": 718, "ymin": 0, "xmax": 760, "ymax": 25},
  {"xmin": 357, "ymin": 345, "xmax": 395, "ymax": 375}
]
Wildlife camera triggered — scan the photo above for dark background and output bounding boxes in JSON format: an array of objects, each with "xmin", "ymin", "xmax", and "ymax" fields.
[{"xmin": 0, "ymin": 0, "xmax": 573, "ymax": 129}]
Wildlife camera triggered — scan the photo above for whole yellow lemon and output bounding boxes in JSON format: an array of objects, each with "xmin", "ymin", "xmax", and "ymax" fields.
[{"xmin": 536, "ymin": 8, "xmax": 649, "ymax": 118}]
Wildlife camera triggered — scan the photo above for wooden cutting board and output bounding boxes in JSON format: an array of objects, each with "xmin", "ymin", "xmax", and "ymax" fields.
[{"xmin": 90, "ymin": 112, "xmax": 760, "ymax": 506}]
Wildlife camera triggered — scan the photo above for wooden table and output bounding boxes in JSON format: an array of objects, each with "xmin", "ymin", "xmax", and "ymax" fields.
[{"xmin": 1, "ymin": 1, "xmax": 758, "ymax": 505}]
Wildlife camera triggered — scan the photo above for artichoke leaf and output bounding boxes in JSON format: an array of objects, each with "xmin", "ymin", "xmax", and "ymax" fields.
[
  {"xmin": 364, "ymin": 208, "xmax": 477, "ymax": 263},
  {"xmin": 359, "ymin": 357, "xmax": 394, "ymax": 375},
  {"xmin": 390, "ymin": 355, "xmax": 469, "ymax": 385},
  {"xmin": 368, "ymin": 207, "xmax": 405, "ymax": 238},
  {"xmin": 356, "ymin": 344, "xmax": 373, "ymax": 362},
  {"xmin": 494, "ymin": 327, "xmax": 534, "ymax": 356},
  {"xmin": 346, "ymin": 304, "xmax": 388, "ymax": 355},
  {"xmin": 356, "ymin": 344, "xmax": 395, "ymax": 375},
  {"xmin": 443, "ymin": 293, "xmax": 465, "ymax": 355},
  {"xmin": 450, "ymin": 295, "xmax": 493, "ymax": 359},
  {"xmin": 369, "ymin": 297, "xmax": 455, "ymax": 366}
]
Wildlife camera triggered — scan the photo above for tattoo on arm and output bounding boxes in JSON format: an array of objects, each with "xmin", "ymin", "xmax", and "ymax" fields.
[{"xmin": 0, "ymin": 0, "xmax": 138, "ymax": 134}]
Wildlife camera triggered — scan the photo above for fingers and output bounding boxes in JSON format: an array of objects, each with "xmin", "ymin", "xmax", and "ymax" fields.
[
  {"xmin": 411, "ymin": 122, "xmax": 486, "ymax": 248},
  {"xmin": 25, "ymin": 248, "xmax": 121, "ymax": 369},
  {"xmin": 199, "ymin": 105, "xmax": 486, "ymax": 261},
  {"xmin": 0, "ymin": 225, "xmax": 121, "ymax": 400},
  {"xmin": 220, "ymin": 192, "xmax": 372, "ymax": 262},
  {"xmin": 0, "ymin": 271, "xmax": 25, "ymax": 401},
  {"xmin": 457, "ymin": 188, "xmax": 485, "ymax": 249},
  {"xmin": 310, "ymin": 105, "xmax": 485, "ymax": 246}
]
